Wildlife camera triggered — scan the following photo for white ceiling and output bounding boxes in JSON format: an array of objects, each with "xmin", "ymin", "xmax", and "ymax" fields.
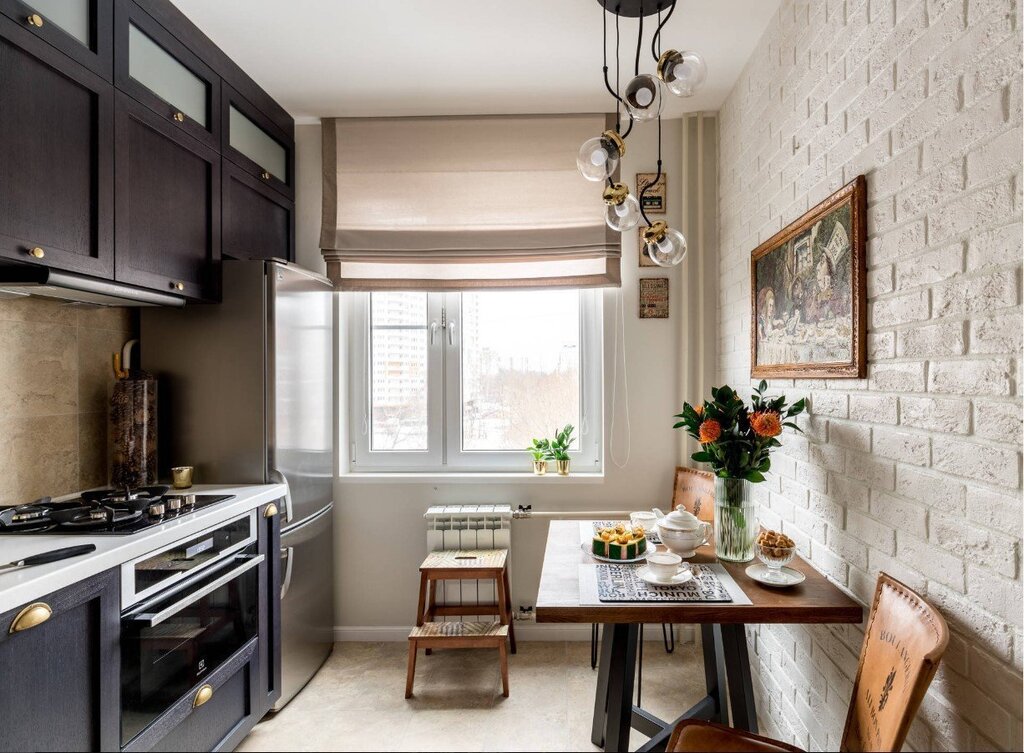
[{"xmin": 169, "ymin": 0, "xmax": 780, "ymax": 122}]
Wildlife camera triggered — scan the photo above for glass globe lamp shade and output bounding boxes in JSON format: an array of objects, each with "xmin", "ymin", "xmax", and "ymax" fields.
[
  {"xmin": 577, "ymin": 130, "xmax": 625, "ymax": 182},
  {"xmin": 657, "ymin": 49, "xmax": 707, "ymax": 98},
  {"xmin": 623, "ymin": 74, "xmax": 663, "ymax": 122},
  {"xmin": 602, "ymin": 183, "xmax": 641, "ymax": 232},
  {"xmin": 643, "ymin": 222, "xmax": 688, "ymax": 266}
]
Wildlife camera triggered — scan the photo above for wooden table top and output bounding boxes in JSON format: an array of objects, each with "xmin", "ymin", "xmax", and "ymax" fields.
[{"xmin": 535, "ymin": 521, "xmax": 863, "ymax": 625}]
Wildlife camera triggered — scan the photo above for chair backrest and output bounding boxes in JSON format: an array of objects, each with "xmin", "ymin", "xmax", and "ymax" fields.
[
  {"xmin": 671, "ymin": 466, "xmax": 715, "ymax": 523},
  {"xmin": 841, "ymin": 573, "xmax": 949, "ymax": 752}
]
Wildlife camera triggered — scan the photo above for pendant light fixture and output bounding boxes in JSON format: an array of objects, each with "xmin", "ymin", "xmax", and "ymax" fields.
[{"xmin": 576, "ymin": 0, "xmax": 707, "ymax": 267}]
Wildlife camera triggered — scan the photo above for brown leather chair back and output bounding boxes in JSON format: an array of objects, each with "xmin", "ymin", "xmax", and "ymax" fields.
[
  {"xmin": 671, "ymin": 466, "xmax": 715, "ymax": 522},
  {"xmin": 841, "ymin": 573, "xmax": 948, "ymax": 752}
]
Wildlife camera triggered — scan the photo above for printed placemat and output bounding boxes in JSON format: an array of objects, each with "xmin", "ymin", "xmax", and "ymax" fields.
[
  {"xmin": 591, "ymin": 520, "xmax": 662, "ymax": 545},
  {"xmin": 595, "ymin": 563, "xmax": 732, "ymax": 603}
]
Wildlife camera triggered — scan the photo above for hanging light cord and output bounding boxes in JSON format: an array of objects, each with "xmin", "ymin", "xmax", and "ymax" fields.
[
  {"xmin": 610, "ymin": 287, "xmax": 631, "ymax": 468},
  {"xmin": 651, "ymin": 0, "xmax": 677, "ymax": 62},
  {"xmin": 601, "ymin": 7, "xmax": 635, "ymax": 141}
]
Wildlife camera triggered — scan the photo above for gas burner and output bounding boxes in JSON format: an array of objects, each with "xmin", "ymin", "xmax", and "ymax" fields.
[{"xmin": 81, "ymin": 485, "xmax": 171, "ymax": 507}]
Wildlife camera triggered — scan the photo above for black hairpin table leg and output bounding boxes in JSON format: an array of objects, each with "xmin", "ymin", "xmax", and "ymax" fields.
[{"xmin": 720, "ymin": 623, "xmax": 758, "ymax": 733}]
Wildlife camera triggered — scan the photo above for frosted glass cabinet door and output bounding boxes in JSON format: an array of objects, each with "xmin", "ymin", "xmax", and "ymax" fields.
[
  {"xmin": 230, "ymin": 106, "xmax": 287, "ymax": 183},
  {"xmin": 222, "ymin": 83, "xmax": 293, "ymax": 199},
  {"xmin": 0, "ymin": 0, "xmax": 114, "ymax": 78},
  {"xmin": 114, "ymin": 1, "xmax": 220, "ymax": 150}
]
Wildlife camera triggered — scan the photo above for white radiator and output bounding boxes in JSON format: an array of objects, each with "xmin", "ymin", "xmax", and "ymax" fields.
[{"xmin": 424, "ymin": 505, "xmax": 513, "ymax": 620}]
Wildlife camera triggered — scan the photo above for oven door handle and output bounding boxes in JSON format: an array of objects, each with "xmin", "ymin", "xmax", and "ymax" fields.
[{"xmin": 129, "ymin": 554, "xmax": 265, "ymax": 628}]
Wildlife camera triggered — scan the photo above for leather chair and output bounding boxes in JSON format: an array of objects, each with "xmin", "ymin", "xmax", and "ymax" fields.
[{"xmin": 667, "ymin": 573, "xmax": 949, "ymax": 753}]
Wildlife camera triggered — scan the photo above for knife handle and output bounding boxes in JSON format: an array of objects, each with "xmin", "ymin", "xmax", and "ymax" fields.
[{"xmin": 20, "ymin": 544, "xmax": 96, "ymax": 567}]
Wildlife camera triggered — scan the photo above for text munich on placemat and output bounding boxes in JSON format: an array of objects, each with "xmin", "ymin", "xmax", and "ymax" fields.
[{"xmin": 596, "ymin": 563, "xmax": 733, "ymax": 603}]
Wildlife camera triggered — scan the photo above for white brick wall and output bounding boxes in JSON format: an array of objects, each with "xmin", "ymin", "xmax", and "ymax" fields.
[{"xmin": 717, "ymin": 0, "xmax": 1022, "ymax": 749}]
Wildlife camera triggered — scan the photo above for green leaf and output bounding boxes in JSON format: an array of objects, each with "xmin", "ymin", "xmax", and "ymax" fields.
[{"xmin": 744, "ymin": 471, "xmax": 766, "ymax": 482}]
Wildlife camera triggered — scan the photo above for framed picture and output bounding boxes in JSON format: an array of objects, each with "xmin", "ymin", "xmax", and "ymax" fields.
[
  {"xmin": 750, "ymin": 175, "xmax": 866, "ymax": 378},
  {"xmin": 636, "ymin": 172, "xmax": 667, "ymax": 214},
  {"xmin": 639, "ymin": 277, "xmax": 669, "ymax": 319}
]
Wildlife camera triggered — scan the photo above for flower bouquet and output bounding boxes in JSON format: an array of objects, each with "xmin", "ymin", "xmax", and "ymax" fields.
[{"xmin": 673, "ymin": 381, "xmax": 806, "ymax": 561}]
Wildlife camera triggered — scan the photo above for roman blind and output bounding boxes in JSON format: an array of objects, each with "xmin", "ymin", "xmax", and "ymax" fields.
[{"xmin": 320, "ymin": 114, "xmax": 621, "ymax": 290}]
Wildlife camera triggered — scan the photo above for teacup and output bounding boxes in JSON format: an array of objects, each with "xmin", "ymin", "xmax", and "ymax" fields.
[
  {"xmin": 630, "ymin": 511, "xmax": 657, "ymax": 531},
  {"xmin": 646, "ymin": 552, "xmax": 689, "ymax": 581}
]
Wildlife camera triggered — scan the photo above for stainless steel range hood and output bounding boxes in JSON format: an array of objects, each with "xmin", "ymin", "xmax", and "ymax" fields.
[{"xmin": 0, "ymin": 265, "xmax": 185, "ymax": 307}]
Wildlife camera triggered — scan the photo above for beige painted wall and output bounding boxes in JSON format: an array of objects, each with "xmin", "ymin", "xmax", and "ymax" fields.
[
  {"xmin": 296, "ymin": 120, "xmax": 694, "ymax": 633},
  {"xmin": 0, "ymin": 297, "xmax": 137, "ymax": 505}
]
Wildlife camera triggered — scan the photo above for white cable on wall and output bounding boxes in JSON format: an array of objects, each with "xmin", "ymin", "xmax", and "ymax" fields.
[{"xmin": 609, "ymin": 287, "xmax": 631, "ymax": 468}]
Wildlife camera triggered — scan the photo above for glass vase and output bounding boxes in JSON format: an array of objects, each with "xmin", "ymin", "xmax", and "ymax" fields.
[{"xmin": 714, "ymin": 477, "xmax": 757, "ymax": 562}]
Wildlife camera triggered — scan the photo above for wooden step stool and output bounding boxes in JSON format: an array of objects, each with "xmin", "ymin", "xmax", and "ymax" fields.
[
  {"xmin": 405, "ymin": 621, "xmax": 510, "ymax": 698},
  {"xmin": 405, "ymin": 548, "xmax": 516, "ymax": 698}
]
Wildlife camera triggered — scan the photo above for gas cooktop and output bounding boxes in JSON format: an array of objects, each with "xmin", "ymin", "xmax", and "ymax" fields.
[{"xmin": 0, "ymin": 486, "xmax": 235, "ymax": 536}]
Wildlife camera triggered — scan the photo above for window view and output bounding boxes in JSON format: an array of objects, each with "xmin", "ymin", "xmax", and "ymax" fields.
[
  {"xmin": 461, "ymin": 290, "xmax": 580, "ymax": 451},
  {"xmin": 369, "ymin": 292, "xmax": 429, "ymax": 451}
]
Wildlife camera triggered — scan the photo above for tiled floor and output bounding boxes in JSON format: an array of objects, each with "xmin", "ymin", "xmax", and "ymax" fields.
[{"xmin": 237, "ymin": 637, "xmax": 708, "ymax": 752}]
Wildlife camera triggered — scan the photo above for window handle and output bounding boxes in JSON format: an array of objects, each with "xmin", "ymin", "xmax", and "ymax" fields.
[
  {"xmin": 429, "ymin": 320, "xmax": 440, "ymax": 345},
  {"xmin": 447, "ymin": 320, "xmax": 457, "ymax": 346}
]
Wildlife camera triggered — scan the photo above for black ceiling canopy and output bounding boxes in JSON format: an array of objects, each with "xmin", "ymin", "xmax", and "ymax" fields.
[{"xmin": 595, "ymin": 0, "xmax": 673, "ymax": 18}]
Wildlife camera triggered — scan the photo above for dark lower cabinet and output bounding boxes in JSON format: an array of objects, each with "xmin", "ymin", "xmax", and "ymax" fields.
[
  {"xmin": 0, "ymin": 14, "xmax": 114, "ymax": 278},
  {"xmin": 223, "ymin": 160, "xmax": 294, "ymax": 263},
  {"xmin": 0, "ymin": 569, "xmax": 120, "ymax": 753},
  {"xmin": 114, "ymin": 91, "xmax": 221, "ymax": 301}
]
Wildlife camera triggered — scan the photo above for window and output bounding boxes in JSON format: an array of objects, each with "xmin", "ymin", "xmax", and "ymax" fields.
[{"xmin": 349, "ymin": 289, "xmax": 602, "ymax": 472}]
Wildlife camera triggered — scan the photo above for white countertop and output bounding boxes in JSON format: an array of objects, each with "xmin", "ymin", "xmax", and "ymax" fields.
[{"xmin": 0, "ymin": 484, "xmax": 286, "ymax": 614}]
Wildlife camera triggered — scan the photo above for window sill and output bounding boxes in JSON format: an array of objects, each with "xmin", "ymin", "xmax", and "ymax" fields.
[{"xmin": 336, "ymin": 472, "xmax": 606, "ymax": 485}]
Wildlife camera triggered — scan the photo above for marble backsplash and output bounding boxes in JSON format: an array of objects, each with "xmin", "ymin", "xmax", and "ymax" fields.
[{"xmin": 0, "ymin": 295, "xmax": 138, "ymax": 506}]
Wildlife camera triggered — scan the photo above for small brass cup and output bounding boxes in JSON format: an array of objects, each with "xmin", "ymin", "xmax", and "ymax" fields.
[{"xmin": 171, "ymin": 466, "xmax": 194, "ymax": 489}]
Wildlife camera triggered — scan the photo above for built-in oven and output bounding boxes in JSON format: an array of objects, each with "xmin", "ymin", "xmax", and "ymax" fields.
[{"xmin": 119, "ymin": 512, "xmax": 264, "ymax": 746}]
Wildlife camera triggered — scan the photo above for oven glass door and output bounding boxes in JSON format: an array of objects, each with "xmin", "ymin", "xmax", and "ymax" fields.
[{"xmin": 121, "ymin": 547, "xmax": 262, "ymax": 745}]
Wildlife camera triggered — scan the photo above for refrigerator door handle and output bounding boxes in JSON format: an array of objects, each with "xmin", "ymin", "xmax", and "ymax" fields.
[
  {"xmin": 280, "ymin": 546, "xmax": 295, "ymax": 600},
  {"xmin": 267, "ymin": 467, "xmax": 294, "ymax": 524}
]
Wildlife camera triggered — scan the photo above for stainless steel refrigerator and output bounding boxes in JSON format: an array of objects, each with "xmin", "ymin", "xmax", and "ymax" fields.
[{"xmin": 141, "ymin": 259, "xmax": 335, "ymax": 711}]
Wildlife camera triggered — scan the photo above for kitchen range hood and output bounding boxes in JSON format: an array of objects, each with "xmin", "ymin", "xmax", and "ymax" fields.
[{"xmin": 0, "ymin": 265, "xmax": 185, "ymax": 307}]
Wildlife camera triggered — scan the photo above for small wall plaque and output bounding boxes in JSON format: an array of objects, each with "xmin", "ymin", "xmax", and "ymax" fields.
[
  {"xmin": 636, "ymin": 172, "xmax": 667, "ymax": 214},
  {"xmin": 639, "ymin": 277, "xmax": 669, "ymax": 319}
]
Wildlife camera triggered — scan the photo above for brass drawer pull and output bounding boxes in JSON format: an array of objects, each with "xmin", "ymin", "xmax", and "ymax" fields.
[
  {"xmin": 193, "ymin": 683, "xmax": 214, "ymax": 708},
  {"xmin": 28, "ymin": 247, "xmax": 45, "ymax": 259},
  {"xmin": 264, "ymin": 502, "xmax": 279, "ymax": 518},
  {"xmin": 260, "ymin": 170, "xmax": 271, "ymax": 181},
  {"xmin": 27, "ymin": 13, "xmax": 44, "ymax": 28},
  {"xmin": 10, "ymin": 602, "xmax": 51, "ymax": 633},
  {"xmin": 173, "ymin": 112, "xmax": 185, "ymax": 123},
  {"xmin": 170, "ymin": 281, "xmax": 184, "ymax": 291}
]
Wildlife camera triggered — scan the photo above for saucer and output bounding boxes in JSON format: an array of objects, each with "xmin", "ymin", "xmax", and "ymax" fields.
[
  {"xmin": 638, "ymin": 565, "xmax": 694, "ymax": 587},
  {"xmin": 745, "ymin": 563, "xmax": 805, "ymax": 588}
]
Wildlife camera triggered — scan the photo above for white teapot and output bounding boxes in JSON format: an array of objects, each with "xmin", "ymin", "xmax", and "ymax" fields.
[{"xmin": 652, "ymin": 506, "xmax": 712, "ymax": 558}]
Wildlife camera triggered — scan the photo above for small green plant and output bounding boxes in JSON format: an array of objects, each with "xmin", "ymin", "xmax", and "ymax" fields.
[
  {"xmin": 526, "ymin": 438, "xmax": 550, "ymax": 462},
  {"xmin": 545, "ymin": 424, "xmax": 575, "ymax": 461}
]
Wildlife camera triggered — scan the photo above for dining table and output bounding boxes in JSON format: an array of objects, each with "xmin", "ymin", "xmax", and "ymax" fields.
[{"xmin": 535, "ymin": 520, "xmax": 863, "ymax": 752}]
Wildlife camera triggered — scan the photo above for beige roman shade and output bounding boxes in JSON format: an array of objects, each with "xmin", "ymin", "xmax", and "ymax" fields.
[{"xmin": 320, "ymin": 114, "xmax": 621, "ymax": 291}]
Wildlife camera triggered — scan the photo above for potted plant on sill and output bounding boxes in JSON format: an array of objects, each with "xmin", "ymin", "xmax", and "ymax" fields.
[
  {"xmin": 528, "ymin": 438, "xmax": 550, "ymax": 475},
  {"xmin": 546, "ymin": 424, "xmax": 575, "ymax": 476},
  {"xmin": 673, "ymin": 381, "xmax": 806, "ymax": 562}
]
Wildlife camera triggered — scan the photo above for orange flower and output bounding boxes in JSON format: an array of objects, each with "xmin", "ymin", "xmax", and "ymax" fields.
[
  {"xmin": 698, "ymin": 419, "xmax": 722, "ymax": 444},
  {"xmin": 694, "ymin": 404, "xmax": 704, "ymax": 417},
  {"xmin": 751, "ymin": 411, "xmax": 782, "ymax": 438}
]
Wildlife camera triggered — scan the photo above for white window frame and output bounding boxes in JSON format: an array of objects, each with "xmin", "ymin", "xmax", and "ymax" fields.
[{"xmin": 347, "ymin": 289, "xmax": 603, "ymax": 473}]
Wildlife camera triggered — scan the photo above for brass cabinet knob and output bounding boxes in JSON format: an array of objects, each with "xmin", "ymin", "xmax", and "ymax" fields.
[
  {"xmin": 264, "ymin": 502, "xmax": 279, "ymax": 518},
  {"xmin": 170, "ymin": 281, "xmax": 184, "ymax": 291},
  {"xmin": 172, "ymin": 112, "xmax": 185, "ymax": 123},
  {"xmin": 28, "ymin": 247, "xmax": 45, "ymax": 259},
  {"xmin": 10, "ymin": 602, "xmax": 51, "ymax": 634},
  {"xmin": 193, "ymin": 683, "xmax": 214, "ymax": 708},
  {"xmin": 260, "ymin": 170, "xmax": 271, "ymax": 181},
  {"xmin": 27, "ymin": 13, "xmax": 44, "ymax": 28}
]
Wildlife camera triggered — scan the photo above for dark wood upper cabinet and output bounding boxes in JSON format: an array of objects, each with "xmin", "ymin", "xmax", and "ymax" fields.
[
  {"xmin": 223, "ymin": 160, "xmax": 294, "ymax": 263},
  {"xmin": 0, "ymin": 0, "xmax": 113, "ymax": 79},
  {"xmin": 0, "ymin": 569, "xmax": 120, "ymax": 753},
  {"xmin": 222, "ymin": 82, "xmax": 294, "ymax": 201},
  {"xmin": 114, "ymin": 91, "xmax": 220, "ymax": 301},
  {"xmin": 0, "ymin": 14, "xmax": 114, "ymax": 278},
  {"xmin": 114, "ymin": 0, "xmax": 219, "ymax": 152}
]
